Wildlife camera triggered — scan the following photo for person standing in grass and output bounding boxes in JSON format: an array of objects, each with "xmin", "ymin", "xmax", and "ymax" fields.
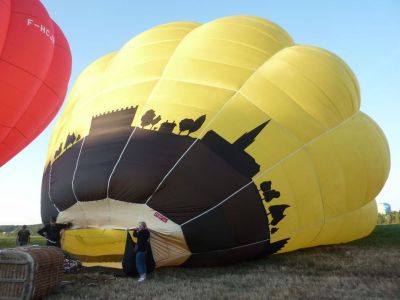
[
  {"xmin": 133, "ymin": 221, "xmax": 150, "ymax": 282},
  {"xmin": 16, "ymin": 225, "xmax": 30, "ymax": 246},
  {"xmin": 37, "ymin": 217, "xmax": 70, "ymax": 248}
]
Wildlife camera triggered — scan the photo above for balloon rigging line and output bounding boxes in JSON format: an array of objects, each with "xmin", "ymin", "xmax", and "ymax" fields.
[
  {"xmin": 191, "ymin": 238, "xmax": 270, "ymax": 255},
  {"xmin": 106, "ymin": 127, "xmax": 138, "ymax": 198},
  {"xmin": 105, "ymin": 127, "xmax": 141, "ymax": 225},
  {"xmin": 71, "ymin": 136, "xmax": 86, "ymax": 203},
  {"xmin": 47, "ymin": 163, "xmax": 60, "ymax": 213}
]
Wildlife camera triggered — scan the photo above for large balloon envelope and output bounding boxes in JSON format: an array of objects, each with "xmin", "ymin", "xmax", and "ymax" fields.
[
  {"xmin": 0, "ymin": 0, "xmax": 71, "ymax": 166},
  {"xmin": 41, "ymin": 16, "xmax": 390, "ymax": 268}
]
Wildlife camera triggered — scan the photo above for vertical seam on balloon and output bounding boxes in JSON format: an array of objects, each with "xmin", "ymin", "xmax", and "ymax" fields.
[
  {"xmin": 106, "ymin": 127, "xmax": 138, "ymax": 198},
  {"xmin": 300, "ymin": 146, "xmax": 326, "ymax": 247},
  {"xmin": 71, "ymin": 137, "xmax": 86, "ymax": 203},
  {"xmin": 291, "ymin": 46, "xmax": 358, "ymax": 115},
  {"xmin": 240, "ymin": 16, "xmax": 294, "ymax": 44},
  {"xmin": 276, "ymin": 58, "xmax": 345, "ymax": 119},
  {"xmin": 259, "ymin": 74, "xmax": 329, "ymax": 130},
  {"xmin": 105, "ymin": 25, "xmax": 201, "ymax": 203},
  {"xmin": 71, "ymin": 137, "xmax": 91, "ymax": 225},
  {"xmin": 299, "ymin": 46, "xmax": 360, "ymax": 111},
  {"xmin": 47, "ymin": 163, "xmax": 60, "ymax": 213},
  {"xmin": 181, "ymin": 112, "xmax": 359, "ymax": 227}
]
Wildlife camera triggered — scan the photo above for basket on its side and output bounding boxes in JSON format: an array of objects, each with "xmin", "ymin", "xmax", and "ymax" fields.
[{"xmin": 0, "ymin": 246, "xmax": 64, "ymax": 300}]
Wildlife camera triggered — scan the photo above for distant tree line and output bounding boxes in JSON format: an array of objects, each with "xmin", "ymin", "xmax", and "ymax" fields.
[
  {"xmin": 0, "ymin": 224, "xmax": 43, "ymax": 236},
  {"xmin": 377, "ymin": 211, "xmax": 400, "ymax": 224}
]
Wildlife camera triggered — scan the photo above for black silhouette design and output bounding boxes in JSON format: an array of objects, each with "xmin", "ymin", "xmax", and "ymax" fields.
[
  {"xmin": 202, "ymin": 121, "xmax": 269, "ymax": 179},
  {"xmin": 233, "ymin": 120, "xmax": 270, "ymax": 150},
  {"xmin": 53, "ymin": 106, "xmax": 138, "ymax": 159},
  {"xmin": 141, "ymin": 109, "xmax": 161, "ymax": 129},
  {"xmin": 90, "ymin": 106, "xmax": 138, "ymax": 135},
  {"xmin": 64, "ymin": 133, "xmax": 77, "ymax": 149},
  {"xmin": 259, "ymin": 180, "xmax": 288, "ymax": 235},
  {"xmin": 54, "ymin": 132, "xmax": 83, "ymax": 159},
  {"xmin": 54, "ymin": 143, "xmax": 63, "ymax": 158},
  {"xmin": 259, "ymin": 180, "xmax": 281, "ymax": 203},
  {"xmin": 150, "ymin": 116, "xmax": 161, "ymax": 129},
  {"xmin": 158, "ymin": 120, "xmax": 177, "ymax": 133},
  {"xmin": 43, "ymin": 106, "xmax": 291, "ymax": 266},
  {"xmin": 179, "ymin": 115, "xmax": 206, "ymax": 135},
  {"xmin": 268, "ymin": 205, "xmax": 289, "ymax": 226},
  {"xmin": 270, "ymin": 227, "xmax": 279, "ymax": 234}
]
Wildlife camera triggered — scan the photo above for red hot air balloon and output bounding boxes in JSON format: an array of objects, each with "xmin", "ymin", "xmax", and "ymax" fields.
[{"xmin": 0, "ymin": 0, "xmax": 71, "ymax": 166}]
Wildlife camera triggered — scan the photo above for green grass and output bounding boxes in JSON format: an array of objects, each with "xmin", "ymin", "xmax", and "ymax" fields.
[
  {"xmin": 1, "ymin": 225, "xmax": 399, "ymax": 299},
  {"xmin": 348, "ymin": 224, "xmax": 400, "ymax": 247},
  {"xmin": 0, "ymin": 235, "xmax": 46, "ymax": 248}
]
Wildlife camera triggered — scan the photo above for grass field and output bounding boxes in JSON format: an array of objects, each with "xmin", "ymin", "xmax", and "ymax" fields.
[
  {"xmin": 1, "ymin": 225, "xmax": 399, "ymax": 299},
  {"xmin": 0, "ymin": 235, "xmax": 46, "ymax": 248}
]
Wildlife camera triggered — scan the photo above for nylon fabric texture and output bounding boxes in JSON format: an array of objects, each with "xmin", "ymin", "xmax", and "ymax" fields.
[
  {"xmin": 0, "ymin": 0, "xmax": 71, "ymax": 166},
  {"xmin": 41, "ymin": 16, "xmax": 390, "ymax": 268}
]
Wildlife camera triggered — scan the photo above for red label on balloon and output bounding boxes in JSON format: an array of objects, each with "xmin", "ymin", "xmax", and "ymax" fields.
[{"xmin": 154, "ymin": 212, "xmax": 168, "ymax": 223}]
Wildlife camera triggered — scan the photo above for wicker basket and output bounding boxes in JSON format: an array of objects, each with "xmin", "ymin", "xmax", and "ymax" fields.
[{"xmin": 0, "ymin": 246, "xmax": 64, "ymax": 300}]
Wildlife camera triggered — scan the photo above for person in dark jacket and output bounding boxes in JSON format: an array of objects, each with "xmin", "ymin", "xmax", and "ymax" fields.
[
  {"xmin": 16, "ymin": 225, "xmax": 30, "ymax": 246},
  {"xmin": 37, "ymin": 217, "xmax": 70, "ymax": 248},
  {"xmin": 133, "ymin": 221, "xmax": 150, "ymax": 282}
]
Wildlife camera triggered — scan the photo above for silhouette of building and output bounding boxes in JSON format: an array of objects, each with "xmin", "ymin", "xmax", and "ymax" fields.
[
  {"xmin": 233, "ymin": 121, "xmax": 269, "ymax": 149},
  {"xmin": 202, "ymin": 121, "xmax": 269, "ymax": 179},
  {"xmin": 89, "ymin": 106, "xmax": 138, "ymax": 135},
  {"xmin": 158, "ymin": 120, "xmax": 177, "ymax": 134}
]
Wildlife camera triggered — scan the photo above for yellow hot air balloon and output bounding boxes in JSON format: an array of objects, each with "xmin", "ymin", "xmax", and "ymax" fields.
[{"xmin": 41, "ymin": 16, "xmax": 390, "ymax": 269}]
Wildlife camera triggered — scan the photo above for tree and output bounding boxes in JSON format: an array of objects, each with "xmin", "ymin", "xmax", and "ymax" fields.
[
  {"xmin": 150, "ymin": 115, "xmax": 161, "ymax": 129},
  {"xmin": 178, "ymin": 115, "xmax": 206, "ymax": 135},
  {"xmin": 259, "ymin": 180, "xmax": 280, "ymax": 202},
  {"xmin": 377, "ymin": 211, "xmax": 400, "ymax": 224},
  {"xmin": 141, "ymin": 109, "xmax": 156, "ymax": 128},
  {"xmin": 179, "ymin": 118, "xmax": 194, "ymax": 135},
  {"xmin": 190, "ymin": 115, "xmax": 206, "ymax": 134}
]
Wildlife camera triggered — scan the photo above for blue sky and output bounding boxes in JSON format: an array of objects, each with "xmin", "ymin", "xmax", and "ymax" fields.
[{"xmin": 1, "ymin": 0, "xmax": 399, "ymax": 224}]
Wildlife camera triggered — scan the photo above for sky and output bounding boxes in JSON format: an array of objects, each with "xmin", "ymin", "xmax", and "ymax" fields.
[{"xmin": 0, "ymin": 0, "xmax": 399, "ymax": 224}]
